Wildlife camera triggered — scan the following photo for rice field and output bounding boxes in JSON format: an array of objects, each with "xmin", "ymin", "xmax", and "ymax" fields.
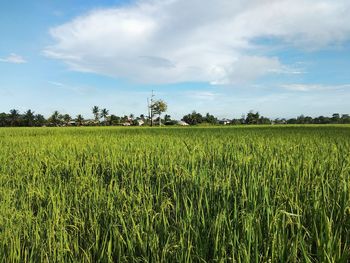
[{"xmin": 0, "ymin": 126, "xmax": 350, "ymax": 262}]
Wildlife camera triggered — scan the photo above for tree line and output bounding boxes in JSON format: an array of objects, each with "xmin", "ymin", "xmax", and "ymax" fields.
[
  {"xmin": 182, "ymin": 111, "xmax": 350, "ymax": 125},
  {"xmin": 0, "ymin": 100, "xmax": 168, "ymax": 127},
  {"xmin": 0, "ymin": 107, "xmax": 349, "ymax": 127}
]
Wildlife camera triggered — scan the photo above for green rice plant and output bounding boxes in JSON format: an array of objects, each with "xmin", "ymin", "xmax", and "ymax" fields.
[{"xmin": 0, "ymin": 125, "xmax": 349, "ymax": 262}]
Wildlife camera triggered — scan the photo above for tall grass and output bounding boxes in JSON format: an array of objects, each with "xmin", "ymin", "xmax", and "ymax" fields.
[{"xmin": 0, "ymin": 126, "xmax": 349, "ymax": 262}]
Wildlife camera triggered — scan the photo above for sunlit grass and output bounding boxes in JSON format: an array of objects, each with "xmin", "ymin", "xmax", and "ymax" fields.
[{"xmin": 0, "ymin": 126, "xmax": 349, "ymax": 262}]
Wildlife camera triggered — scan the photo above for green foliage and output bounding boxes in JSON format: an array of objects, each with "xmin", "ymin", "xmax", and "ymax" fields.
[
  {"xmin": 164, "ymin": 114, "xmax": 172, "ymax": 123},
  {"xmin": 204, "ymin": 113, "xmax": 218, "ymax": 124},
  {"xmin": 245, "ymin": 111, "xmax": 260, "ymax": 124},
  {"xmin": 48, "ymin": 110, "xmax": 61, "ymax": 126},
  {"xmin": 92, "ymin": 106, "xmax": 100, "ymax": 122},
  {"xmin": 63, "ymin": 114, "xmax": 72, "ymax": 125},
  {"xmin": 182, "ymin": 111, "xmax": 203, "ymax": 125},
  {"xmin": 0, "ymin": 108, "xmax": 350, "ymax": 127},
  {"xmin": 151, "ymin": 100, "xmax": 168, "ymax": 126},
  {"xmin": 75, "ymin": 114, "xmax": 84, "ymax": 126},
  {"xmin": 100, "ymin": 108, "xmax": 109, "ymax": 125},
  {"xmin": 151, "ymin": 100, "xmax": 167, "ymax": 115},
  {"xmin": 0, "ymin": 126, "xmax": 349, "ymax": 262}
]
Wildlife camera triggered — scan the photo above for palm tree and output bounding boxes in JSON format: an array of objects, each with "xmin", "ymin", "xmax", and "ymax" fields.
[
  {"xmin": 100, "ymin": 108, "xmax": 109, "ymax": 125},
  {"xmin": 24, "ymin": 109, "xmax": 35, "ymax": 126},
  {"xmin": 34, "ymin": 114, "xmax": 46, "ymax": 127},
  {"xmin": 9, "ymin": 109, "xmax": 20, "ymax": 126},
  {"xmin": 49, "ymin": 111, "xmax": 60, "ymax": 126},
  {"xmin": 76, "ymin": 114, "xmax": 84, "ymax": 126},
  {"xmin": 63, "ymin": 114, "xmax": 72, "ymax": 126},
  {"xmin": 92, "ymin": 106, "xmax": 100, "ymax": 124},
  {"xmin": 58, "ymin": 114, "xmax": 65, "ymax": 125}
]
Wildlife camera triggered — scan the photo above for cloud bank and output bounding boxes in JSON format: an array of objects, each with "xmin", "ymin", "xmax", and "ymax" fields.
[{"xmin": 44, "ymin": 0, "xmax": 350, "ymax": 84}]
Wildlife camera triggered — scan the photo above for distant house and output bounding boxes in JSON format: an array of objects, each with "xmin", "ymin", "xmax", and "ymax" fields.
[
  {"xmin": 177, "ymin": 120, "xmax": 189, "ymax": 126},
  {"xmin": 136, "ymin": 119, "xmax": 144, "ymax": 126},
  {"xmin": 219, "ymin": 118, "xmax": 231, "ymax": 125},
  {"xmin": 272, "ymin": 119, "xmax": 287, "ymax": 125},
  {"xmin": 83, "ymin": 120, "xmax": 97, "ymax": 126}
]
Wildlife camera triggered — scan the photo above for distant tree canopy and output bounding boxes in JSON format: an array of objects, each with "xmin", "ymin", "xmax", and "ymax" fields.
[
  {"xmin": 92, "ymin": 106, "xmax": 100, "ymax": 122},
  {"xmin": 244, "ymin": 111, "xmax": 271, "ymax": 125},
  {"xmin": 182, "ymin": 111, "xmax": 203, "ymax": 125},
  {"xmin": 150, "ymin": 100, "xmax": 168, "ymax": 126},
  {"xmin": 181, "ymin": 111, "xmax": 350, "ymax": 126},
  {"xmin": 0, "ymin": 109, "xmax": 46, "ymax": 127},
  {"xmin": 0, "ymin": 107, "xmax": 349, "ymax": 127}
]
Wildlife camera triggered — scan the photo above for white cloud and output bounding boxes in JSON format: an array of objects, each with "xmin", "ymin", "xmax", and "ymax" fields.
[
  {"xmin": 186, "ymin": 91, "xmax": 221, "ymax": 101},
  {"xmin": 48, "ymin": 81, "xmax": 64, "ymax": 87},
  {"xmin": 281, "ymin": 84, "xmax": 350, "ymax": 92},
  {"xmin": 211, "ymin": 56, "xmax": 282, "ymax": 85},
  {"xmin": 0, "ymin": 53, "xmax": 27, "ymax": 64},
  {"xmin": 44, "ymin": 0, "xmax": 350, "ymax": 84}
]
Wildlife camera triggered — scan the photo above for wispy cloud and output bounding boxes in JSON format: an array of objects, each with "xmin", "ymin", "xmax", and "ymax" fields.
[
  {"xmin": 186, "ymin": 91, "xmax": 221, "ymax": 101},
  {"xmin": 48, "ymin": 81, "xmax": 96, "ymax": 95},
  {"xmin": 0, "ymin": 88, "xmax": 13, "ymax": 96},
  {"xmin": 0, "ymin": 53, "xmax": 27, "ymax": 64},
  {"xmin": 48, "ymin": 81, "xmax": 64, "ymax": 87},
  {"xmin": 281, "ymin": 84, "xmax": 350, "ymax": 92},
  {"xmin": 44, "ymin": 0, "xmax": 350, "ymax": 85},
  {"xmin": 53, "ymin": 10, "xmax": 64, "ymax": 17}
]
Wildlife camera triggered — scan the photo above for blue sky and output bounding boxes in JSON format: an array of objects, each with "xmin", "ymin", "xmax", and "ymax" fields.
[{"xmin": 1, "ymin": 0, "xmax": 350, "ymax": 119}]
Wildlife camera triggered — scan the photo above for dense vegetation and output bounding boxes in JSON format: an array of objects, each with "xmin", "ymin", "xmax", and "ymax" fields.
[
  {"xmin": 1, "ymin": 107, "xmax": 350, "ymax": 127},
  {"xmin": 0, "ymin": 126, "xmax": 349, "ymax": 262}
]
